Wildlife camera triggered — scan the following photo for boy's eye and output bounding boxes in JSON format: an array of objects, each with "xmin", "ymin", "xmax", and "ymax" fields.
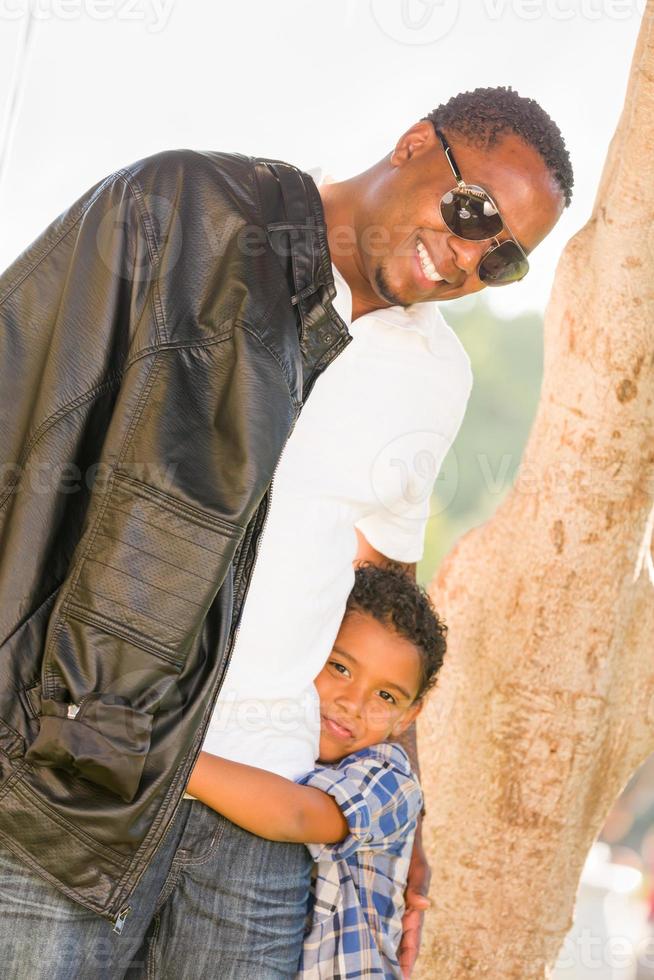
[
  {"xmin": 330, "ymin": 661, "xmax": 349, "ymax": 676},
  {"xmin": 378, "ymin": 690, "xmax": 396, "ymax": 704}
]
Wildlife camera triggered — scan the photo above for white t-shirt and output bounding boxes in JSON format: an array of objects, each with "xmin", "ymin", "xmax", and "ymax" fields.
[{"xmin": 184, "ymin": 263, "xmax": 472, "ymax": 794}]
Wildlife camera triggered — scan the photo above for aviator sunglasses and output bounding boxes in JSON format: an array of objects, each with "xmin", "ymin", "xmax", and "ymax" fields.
[{"xmin": 434, "ymin": 128, "xmax": 530, "ymax": 287}]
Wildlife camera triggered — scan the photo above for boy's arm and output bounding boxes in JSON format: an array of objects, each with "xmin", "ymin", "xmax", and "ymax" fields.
[{"xmin": 186, "ymin": 751, "xmax": 349, "ymax": 844}]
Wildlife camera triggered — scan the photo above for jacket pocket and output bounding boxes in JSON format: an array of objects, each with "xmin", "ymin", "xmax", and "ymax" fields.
[
  {"xmin": 63, "ymin": 471, "xmax": 243, "ymax": 663},
  {"xmin": 30, "ymin": 470, "xmax": 244, "ymax": 800}
]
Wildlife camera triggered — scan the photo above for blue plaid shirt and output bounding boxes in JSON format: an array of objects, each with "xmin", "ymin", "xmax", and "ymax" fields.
[{"xmin": 294, "ymin": 742, "xmax": 423, "ymax": 979}]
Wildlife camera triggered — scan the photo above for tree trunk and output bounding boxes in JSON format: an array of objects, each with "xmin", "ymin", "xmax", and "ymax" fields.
[{"xmin": 418, "ymin": 5, "xmax": 654, "ymax": 976}]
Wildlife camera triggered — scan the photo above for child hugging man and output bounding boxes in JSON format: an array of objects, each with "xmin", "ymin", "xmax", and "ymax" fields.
[{"xmin": 186, "ymin": 561, "xmax": 447, "ymax": 979}]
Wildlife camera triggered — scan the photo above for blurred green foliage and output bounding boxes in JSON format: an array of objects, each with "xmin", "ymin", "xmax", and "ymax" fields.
[{"xmin": 417, "ymin": 295, "xmax": 545, "ymax": 587}]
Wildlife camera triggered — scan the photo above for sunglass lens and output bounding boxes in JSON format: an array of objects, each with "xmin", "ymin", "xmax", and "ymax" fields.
[
  {"xmin": 440, "ymin": 188, "xmax": 503, "ymax": 241},
  {"xmin": 478, "ymin": 240, "xmax": 529, "ymax": 286}
]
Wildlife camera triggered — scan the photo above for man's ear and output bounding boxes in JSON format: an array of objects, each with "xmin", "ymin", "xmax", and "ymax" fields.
[
  {"xmin": 390, "ymin": 698, "xmax": 424, "ymax": 737},
  {"xmin": 389, "ymin": 121, "xmax": 437, "ymax": 168}
]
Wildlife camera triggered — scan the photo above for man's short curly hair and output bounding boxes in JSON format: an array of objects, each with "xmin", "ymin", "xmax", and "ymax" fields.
[
  {"xmin": 346, "ymin": 561, "xmax": 447, "ymax": 702},
  {"xmin": 422, "ymin": 85, "xmax": 574, "ymax": 208}
]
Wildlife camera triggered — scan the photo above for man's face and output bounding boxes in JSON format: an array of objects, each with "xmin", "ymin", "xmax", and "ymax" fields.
[
  {"xmin": 353, "ymin": 121, "xmax": 565, "ymax": 308},
  {"xmin": 313, "ymin": 610, "xmax": 423, "ymax": 764}
]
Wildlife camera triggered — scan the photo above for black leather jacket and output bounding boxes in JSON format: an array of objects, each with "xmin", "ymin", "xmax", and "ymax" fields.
[{"xmin": 0, "ymin": 148, "xmax": 351, "ymax": 929}]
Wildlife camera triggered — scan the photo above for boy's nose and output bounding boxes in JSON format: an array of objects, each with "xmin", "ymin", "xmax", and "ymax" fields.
[{"xmin": 334, "ymin": 692, "xmax": 363, "ymax": 720}]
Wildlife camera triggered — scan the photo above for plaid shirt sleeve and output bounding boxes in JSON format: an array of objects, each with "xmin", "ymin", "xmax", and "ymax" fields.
[{"xmin": 296, "ymin": 743, "xmax": 423, "ymax": 862}]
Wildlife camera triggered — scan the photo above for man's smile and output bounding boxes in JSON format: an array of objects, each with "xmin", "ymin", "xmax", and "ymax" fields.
[{"xmin": 415, "ymin": 237, "xmax": 444, "ymax": 283}]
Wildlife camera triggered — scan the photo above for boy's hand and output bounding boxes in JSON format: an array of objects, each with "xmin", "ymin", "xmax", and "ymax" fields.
[{"xmin": 399, "ymin": 818, "xmax": 432, "ymax": 978}]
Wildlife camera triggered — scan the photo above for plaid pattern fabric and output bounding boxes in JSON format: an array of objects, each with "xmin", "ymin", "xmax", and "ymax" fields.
[{"xmin": 295, "ymin": 742, "xmax": 423, "ymax": 979}]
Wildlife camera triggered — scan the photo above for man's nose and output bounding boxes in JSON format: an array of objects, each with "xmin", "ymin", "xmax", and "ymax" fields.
[{"xmin": 448, "ymin": 237, "xmax": 487, "ymax": 279}]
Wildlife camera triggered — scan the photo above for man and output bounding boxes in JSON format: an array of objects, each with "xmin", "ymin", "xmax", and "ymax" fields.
[{"xmin": 0, "ymin": 86, "xmax": 572, "ymax": 977}]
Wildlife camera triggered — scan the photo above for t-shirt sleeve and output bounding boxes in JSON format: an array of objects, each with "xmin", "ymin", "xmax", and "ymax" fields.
[
  {"xmin": 355, "ymin": 349, "xmax": 473, "ymax": 563},
  {"xmin": 355, "ymin": 493, "xmax": 431, "ymax": 564},
  {"xmin": 296, "ymin": 747, "xmax": 423, "ymax": 862}
]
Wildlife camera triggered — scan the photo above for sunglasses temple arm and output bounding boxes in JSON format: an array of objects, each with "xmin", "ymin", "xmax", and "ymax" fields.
[
  {"xmin": 509, "ymin": 225, "xmax": 529, "ymax": 261},
  {"xmin": 435, "ymin": 129, "xmax": 464, "ymax": 184}
]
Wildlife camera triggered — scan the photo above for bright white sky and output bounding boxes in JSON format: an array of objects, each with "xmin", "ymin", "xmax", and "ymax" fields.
[{"xmin": 0, "ymin": 0, "xmax": 644, "ymax": 318}]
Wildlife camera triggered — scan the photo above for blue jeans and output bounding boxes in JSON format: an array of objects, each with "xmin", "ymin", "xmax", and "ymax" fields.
[{"xmin": 0, "ymin": 799, "xmax": 313, "ymax": 978}]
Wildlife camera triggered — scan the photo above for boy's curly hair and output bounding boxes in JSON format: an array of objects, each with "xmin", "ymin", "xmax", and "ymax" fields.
[{"xmin": 346, "ymin": 561, "xmax": 447, "ymax": 701}]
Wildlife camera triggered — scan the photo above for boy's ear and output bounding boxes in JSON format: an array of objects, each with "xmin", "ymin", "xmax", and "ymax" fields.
[{"xmin": 390, "ymin": 698, "xmax": 424, "ymax": 737}]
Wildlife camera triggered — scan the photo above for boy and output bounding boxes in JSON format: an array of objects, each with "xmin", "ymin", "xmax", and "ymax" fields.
[{"xmin": 186, "ymin": 561, "xmax": 447, "ymax": 978}]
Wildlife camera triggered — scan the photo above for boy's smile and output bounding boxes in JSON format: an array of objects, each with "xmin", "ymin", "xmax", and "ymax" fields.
[{"xmin": 314, "ymin": 610, "xmax": 424, "ymax": 764}]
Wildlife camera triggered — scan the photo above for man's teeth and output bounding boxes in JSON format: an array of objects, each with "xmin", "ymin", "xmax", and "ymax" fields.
[{"xmin": 416, "ymin": 239, "xmax": 443, "ymax": 282}]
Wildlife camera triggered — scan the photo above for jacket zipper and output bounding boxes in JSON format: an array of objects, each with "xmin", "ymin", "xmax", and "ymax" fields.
[
  {"xmin": 111, "ymin": 904, "xmax": 132, "ymax": 934},
  {"xmin": 66, "ymin": 699, "xmax": 85, "ymax": 719}
]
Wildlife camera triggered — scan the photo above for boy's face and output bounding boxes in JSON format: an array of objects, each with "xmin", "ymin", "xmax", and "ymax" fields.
[{"xmin": 313, "ymin": 610, "xmax": 424, "ymax": 764}]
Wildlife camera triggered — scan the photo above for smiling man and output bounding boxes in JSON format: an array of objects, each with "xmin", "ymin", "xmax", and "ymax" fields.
[
  {"xmin": 322, "ymin": 92, "xmax": 569, "ymax": 319},
  {"xmin": 0, "ymin": 86, "xmax": 572, "ymax": 979}
]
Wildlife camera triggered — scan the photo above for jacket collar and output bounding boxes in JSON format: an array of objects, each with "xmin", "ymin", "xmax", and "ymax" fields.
[
  {"xmin": 276, "ymin": 162, "xmax": 448, "ymax": 359},
  {"xmin": 253, "ymin": 158, "xmax": 352, "ymax": 399}
]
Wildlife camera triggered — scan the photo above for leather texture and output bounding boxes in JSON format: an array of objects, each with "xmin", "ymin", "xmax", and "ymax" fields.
[{"xmin": 0, "ymin": 148, "xmax": 351, "ymax": 922}]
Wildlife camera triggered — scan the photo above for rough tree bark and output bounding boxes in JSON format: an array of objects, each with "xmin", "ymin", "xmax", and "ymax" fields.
[{"xmin": 418, "ymin": 6, "xmax": 654, "ymax": 977}]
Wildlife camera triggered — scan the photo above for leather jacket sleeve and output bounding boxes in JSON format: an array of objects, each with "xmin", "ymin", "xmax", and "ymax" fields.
[
  {"xmin": 2, "ymin": 152, "xmax": 297, "ymax": 803},
  {"xmin": 0, "ymin": 166, "xmax": 151, "ymax": 501}
]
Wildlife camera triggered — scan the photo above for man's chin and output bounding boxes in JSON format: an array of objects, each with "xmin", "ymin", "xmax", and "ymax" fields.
[{"xmin": 373, "ymin": 264, "xmax": 411, "ymax": 309}]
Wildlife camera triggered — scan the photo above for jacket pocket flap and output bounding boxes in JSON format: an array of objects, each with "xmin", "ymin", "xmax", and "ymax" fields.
[{"xmin": 25, "ymin": 694, "xmax": 152, "ymax": 803}]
